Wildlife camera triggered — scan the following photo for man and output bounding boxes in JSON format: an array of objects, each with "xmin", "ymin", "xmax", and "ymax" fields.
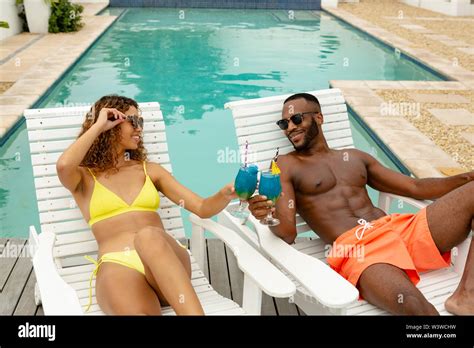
[{"xmin": 248, "ymin": 93, "xmax": 473, "ymax": 315}]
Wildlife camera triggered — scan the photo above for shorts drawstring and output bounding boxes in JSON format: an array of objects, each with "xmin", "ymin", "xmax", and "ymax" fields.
[{"xmin": 355, "ymin": 219, "xmax": 374, "ymax": 240}]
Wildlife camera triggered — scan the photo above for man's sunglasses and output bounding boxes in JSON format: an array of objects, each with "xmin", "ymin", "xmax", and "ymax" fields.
[
  {"xmin": 126, "ymin": 115, "xmax": 144, "ymax": 129},
  {"xmin": 276, "ymin": 111, "xmax": 318, "ymax": 130}
]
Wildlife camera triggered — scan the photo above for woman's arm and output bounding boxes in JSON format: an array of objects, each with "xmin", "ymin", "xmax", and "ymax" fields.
[
  {"xmin": 148, "ymin": 162, "xmax": 236, "ymax": 218},
  {"xmin": 56, "ymin": 108, "xmax": 126, "ymax": 193}
]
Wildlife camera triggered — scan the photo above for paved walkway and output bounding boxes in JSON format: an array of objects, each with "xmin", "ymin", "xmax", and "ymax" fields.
[{"xmin": 0, "ymin": 2, "xmax": 114, "ymax": 138}]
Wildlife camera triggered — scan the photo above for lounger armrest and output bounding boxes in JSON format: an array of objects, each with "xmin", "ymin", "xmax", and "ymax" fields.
[
  {"xmin": 30, "ymin": 226, "xmax": 83, "ymax": 315},
  {"xmin": 188, "ymin": 214, "xmax": 296, "ymax": 298},
  {"xmin": 378, "ymin": 192, "xmax": 432, "ymax": 211},
  {"xmin": 247, "ymin": 215, "xmax": 359, "ymax": 308}
]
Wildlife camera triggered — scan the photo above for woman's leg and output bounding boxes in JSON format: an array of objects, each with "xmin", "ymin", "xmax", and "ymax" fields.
[
  {"xmin": 142, "ymin": 230, "xmax": 192, "ymax": 307},
  {"xmin": 95, "ymin": 262, "xmax": 162, "ymax": 315},
  {"xmin": 134, "ymin": 226, "xmax": 204, "ymax": 315}
]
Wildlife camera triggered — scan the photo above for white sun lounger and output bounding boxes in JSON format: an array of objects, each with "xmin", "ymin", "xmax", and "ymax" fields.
[
  {"xmin": 25, "ymin": 102, "xmax": 295, "ymax": 315},
  {"xmin": 217, "ymin": 89, "xmax": 471, "ymax": 315}
]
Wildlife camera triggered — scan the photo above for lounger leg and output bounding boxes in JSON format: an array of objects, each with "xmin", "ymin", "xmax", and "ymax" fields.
[
  {"xmin": 242, "ymin": 274, "xmax": 262, "ymax": 315},
  {"xmin": 190, "ymin": 223, "xmax": 206, "ymax": 272}
]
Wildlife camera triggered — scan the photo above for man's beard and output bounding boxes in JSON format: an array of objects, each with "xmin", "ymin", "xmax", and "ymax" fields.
[{"xmin": 290, "ymin": 119, "xmax": 319, "ymax": 151}]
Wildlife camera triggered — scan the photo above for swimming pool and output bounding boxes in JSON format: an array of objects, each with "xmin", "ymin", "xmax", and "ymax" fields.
[{"xmin": 0, "ymin": 8, "xmax": 441, "ymax": 238}]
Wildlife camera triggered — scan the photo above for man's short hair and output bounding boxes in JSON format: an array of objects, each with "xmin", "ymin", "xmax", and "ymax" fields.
[{"xmin": 283, "ymin": 93, "xmax": 321, "ymax": 111}]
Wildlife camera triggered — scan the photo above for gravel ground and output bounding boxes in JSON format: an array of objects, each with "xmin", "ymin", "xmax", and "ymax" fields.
[{"xmin": 376, "ymin": 88, "xmax": 474, "ymax": 171}]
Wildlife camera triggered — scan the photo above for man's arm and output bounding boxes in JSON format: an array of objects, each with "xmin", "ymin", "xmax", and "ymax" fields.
[
  {"xmin": 359, "ymin": 150, "xmax": 473, "ymax": 200},
  {"xmin": 248, "ymin": 155, "xmax": 297, "ymax": 244}
]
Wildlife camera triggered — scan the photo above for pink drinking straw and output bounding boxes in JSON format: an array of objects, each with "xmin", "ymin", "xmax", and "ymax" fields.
[{"xmin": 244, "ymin": 140, "xmax": 248, "ymax": 168}]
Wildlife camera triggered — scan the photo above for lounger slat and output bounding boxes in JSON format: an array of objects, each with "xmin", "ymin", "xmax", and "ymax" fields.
[
  {"xmin": 34, "ymin": 164, "xmax": 172, "ymax": 192},
  {"xmin": 40, "ymin": 209, "xmax": 83, "ymax": 223},
  {"xmin": 30, "ymin": 135, "xmax": 168, "ymax": 154},
  {"xmin": 21, "ymin": 110, "xmax": 161, "ymax": 124},
  {"xmin": 37, "ymin": 195, "xmax": 176, "ymax": 212},
  {"xmin": 236, "ymin": 122, "xmax": 351, "ymax": 145},
  {"xmin": 234, "ymin": 113, "xmax": 348, "ymax": 138},
  {"xmin": 417, "ymin": 270, "xmax": 460, "ymax": 290},
  {"xmin": 42, "ymin": 219, "xmax": 89, "ymax": 234},
  {"xmin": 32, "ymin": 146, "xmax": 168, "ymax": 165},
  {"xmin": 232, "ymin": 95, "xmax": 346, "ymax": 118},
  {"xmin": 33, "ymin": 153, "xmax": 170, "ymax": 177},
  {"xmin": 36, "ymin": 186, "xmax": 76, "ymax": 200},
  {"xmin": 28, "ymin": 126, "xmax": 167, "ymax": 142},
  {"xmin": 58, "ymin": 263, "xmax": 95, "ymax": 275},
  {"xmin": 54, "ymin": 240, "xmax": 98, "ymax": 258},
  {"xmin": 26, "ymin": 115, "xmax": 164, "ymax": 130},
  {"xmin": 40, "ymin": 215, "xmax": 183, "ymax": 235},
  {"xmin": 234, "ymin": 107, "xmax": 347, "ymax": 130},
  {"xmin": 34, "ymin": 161, "xmax": 171, "ymax": 190},
  {"xmin": 225, "ymin": 89, "xmax": 343, "ymax": 110},
  {"xmin": 24, "ymin": 102, "xmax": 161, "ymax": 119},
  {"xmin": 241, "ymin": 129, "xmax": 353, "ymax": 154},
  {"xmin": 55, "ymin": 231, "xmax": 94, "ymax": 246},
  {"xmin": 39, "ymin": 205, "xmax": 182, "ymax": 224}
]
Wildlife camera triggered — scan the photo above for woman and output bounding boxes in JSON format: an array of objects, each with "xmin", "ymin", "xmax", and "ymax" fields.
[{"xmin": 57, "ymin": 95, "xmax": 236, "ymax": 315}]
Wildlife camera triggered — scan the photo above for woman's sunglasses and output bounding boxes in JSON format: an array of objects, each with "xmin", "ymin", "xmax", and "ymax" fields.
[
  {"xmin": 126, "ymin": 115, "xmax": 144, "ymax": 129},
  {"xmin": 276, "ymin": 111, "xmax": 318, "ymax": 130}
]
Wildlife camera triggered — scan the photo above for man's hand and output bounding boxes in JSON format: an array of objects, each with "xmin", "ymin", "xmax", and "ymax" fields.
[{"xmin": 248, "ymin": 195, "xmax": 275, "ymax": 220}]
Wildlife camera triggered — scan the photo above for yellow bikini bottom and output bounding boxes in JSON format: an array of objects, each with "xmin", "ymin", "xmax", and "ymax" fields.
[{"xmin": 84, "ymin": 240, "xmax": 187, "ymax": 312}]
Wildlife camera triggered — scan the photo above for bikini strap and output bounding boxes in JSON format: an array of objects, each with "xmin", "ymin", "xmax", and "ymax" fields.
[
  {"xmin": 87, "ymin": 168, "xmax": 97, "ymax": 181},
  {"xmin": 84, "ymin": 255, "xmax": 102, "ymax": 312},
  {"xmin": 143, "ymin": 161, "xmax": 147, "ymax": 176}
]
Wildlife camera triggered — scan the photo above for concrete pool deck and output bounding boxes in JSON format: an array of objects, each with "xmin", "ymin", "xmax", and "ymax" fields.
[
  {"xmin": 323, "ymin": 1, "xmax": 473, "ymax": 177},
  {"xmin": 0, "ymin": 2, "xmax": 114, "ymax": 139}
]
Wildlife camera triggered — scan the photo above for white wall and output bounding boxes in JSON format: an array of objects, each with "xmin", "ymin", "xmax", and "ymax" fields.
[
  {"xmin": 0, "ymin": 0, "xmax": 24, "ymax": 41},
  {"xmin": 322, "ymin": 0, "xmax": 340, "ymax": 7},
  {"xmin": 71, "ymin": 0, "xmax": 109, "ymax": 3},
  {"xmin": 321, "ymin": 0, "xmax": 360, "ymax": 6},
  {"xmin": 401, "ymin": 0, "xmax": 474, "ymax": 16}
]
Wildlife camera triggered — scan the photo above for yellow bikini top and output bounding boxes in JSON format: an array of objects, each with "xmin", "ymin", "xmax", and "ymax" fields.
[{"xmin": 87, "ymin": 162, "xmax": 160, "ymax": 226}]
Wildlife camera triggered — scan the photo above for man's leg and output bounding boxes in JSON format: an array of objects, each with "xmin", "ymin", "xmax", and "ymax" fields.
[
  {"xmin": 358, "ymin": 263, "xmax": 438, "ymax": 315},
  {"xmin": 425, "ymin": 181, "xmax": 474, "ymax": 315}
]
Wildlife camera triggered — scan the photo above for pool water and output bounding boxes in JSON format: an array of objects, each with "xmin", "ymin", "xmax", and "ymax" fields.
[{"xmin": 0, "ymin": 8, "xmax": 440, "ymax": 238}]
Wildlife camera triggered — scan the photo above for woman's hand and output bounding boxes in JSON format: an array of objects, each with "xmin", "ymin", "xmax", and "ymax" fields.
[
  {"xmin": 220, "ymin": 183, "xmax": 238, "ymax": 201},
  {"xmin": 93, "ymin": 107, "xmax": 127, "ymax": 133}
]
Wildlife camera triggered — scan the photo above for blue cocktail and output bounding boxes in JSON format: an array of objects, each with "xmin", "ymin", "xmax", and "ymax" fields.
[
  {"xmin": 230, "ymin": 164, "xmax": 258, "ymax": 219},
  {"xmin": 258, "ymin": 171, "xmax": 282, "ymax": 226}
]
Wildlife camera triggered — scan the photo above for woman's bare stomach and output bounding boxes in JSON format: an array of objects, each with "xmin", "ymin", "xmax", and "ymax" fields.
[{"xmin": 91, "ymin": 211, "xmax": 166, "ymax": 257}]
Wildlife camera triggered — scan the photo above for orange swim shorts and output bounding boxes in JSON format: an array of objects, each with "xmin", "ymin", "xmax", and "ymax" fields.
[{"xmin": 326, "ymin": 208, "xmax": 451, "ymax": 292}]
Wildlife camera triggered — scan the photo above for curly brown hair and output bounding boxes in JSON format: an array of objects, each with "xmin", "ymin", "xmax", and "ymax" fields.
[{"xmin": 78, "ymin": 95, "xmax": 147, "ymax": 174}]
